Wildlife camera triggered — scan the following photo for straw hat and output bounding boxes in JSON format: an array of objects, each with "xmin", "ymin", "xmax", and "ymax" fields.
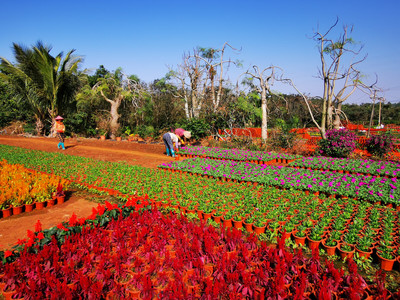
[
  {"xmin": 55, "ymin": 116, "xmax": 64, "ymax": 121},
  {"xmin": 183, "ymin": 131, "xmax": 191, "ymax": 139}
]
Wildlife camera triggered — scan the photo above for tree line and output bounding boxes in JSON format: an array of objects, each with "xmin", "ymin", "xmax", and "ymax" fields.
[{"xmin": 0, "ymin": 21, "xmax": 398, "ymax": 140}]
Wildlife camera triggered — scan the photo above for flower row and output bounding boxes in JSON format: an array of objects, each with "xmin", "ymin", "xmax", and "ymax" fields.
[
  {"xmin": 0, "ymin": 159, "xmax": 68, "ymax": 210},
  {"xmin": 288, "ymin": 156, "xmax": 400, "ymax": 178},
  {"xmin": 0, "ymin": 203, "xmax": 394, "ymax": 298},
  {"xmin": 179, "ymin": 145, "xmax": 301, "ymax": 163},
  {"xmin": 159, "ymin": 158, "xmax": 400, "ymax": 204}
]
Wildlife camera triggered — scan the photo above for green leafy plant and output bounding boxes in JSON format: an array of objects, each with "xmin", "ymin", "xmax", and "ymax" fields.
[
  {"xmin": 356, "ymin": 235, "xmax": 373, "ymax": 252},
  {"xmin": 339, "ymin": 242, "xmax": 353, "ymax": 252},
  {"xmin": 353, "ymin": 252, "xmax": 374, "ymax": 272},
  {"xmin": 295, "ymin": 224, "xmax": 307, "ymax": 237},
  {"xmin": 308, "ymin": 225, "xmax": 324, "ymax": 241},
  {"xmin": 324, "ymin": 236, "xmax": 338, "ymax": 247},
  {"xmin": 377, "ymin": 245, "xmax": 395, "ymax": 260}
]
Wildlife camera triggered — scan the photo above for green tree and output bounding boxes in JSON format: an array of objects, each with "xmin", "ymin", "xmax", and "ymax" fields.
[
  {"xmin": 0, "ymin": 41, "xmax": 83, "ymax": 135},
  {"xmin": 77, "ymin": 68, "xmax": 144, "ymax": 139}
]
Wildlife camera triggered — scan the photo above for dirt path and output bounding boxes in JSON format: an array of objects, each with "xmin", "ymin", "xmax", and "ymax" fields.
[
  {"xmin": 0, "ymin": 135, "xmax": 174, "ymax": 250},
  {"xmin": 0, "ymin": 135, "xmax": 175, "ymax": 168}
]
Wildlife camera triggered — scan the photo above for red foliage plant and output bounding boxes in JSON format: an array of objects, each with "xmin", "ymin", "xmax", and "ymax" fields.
[{"xmin": 0, "ymin": 198, "xmax": 393, "ymax": 299}]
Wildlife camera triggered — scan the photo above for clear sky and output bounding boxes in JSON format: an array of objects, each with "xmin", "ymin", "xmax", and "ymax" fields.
[{"xmin": 1, "ymin": 0, "xmax": 399, "ymax": 103}]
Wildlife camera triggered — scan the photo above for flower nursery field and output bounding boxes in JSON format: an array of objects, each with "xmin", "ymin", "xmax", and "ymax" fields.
[{"xmin": 0, "ymin": 138, "xmax": 400, "ymax": 298}]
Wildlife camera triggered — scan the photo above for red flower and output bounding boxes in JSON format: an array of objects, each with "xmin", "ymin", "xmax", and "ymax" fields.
[
  {"xmin": 37, "ymin": 232, "xmax": 44, "ymax": 240},
  {"xmin": 35, "ymin": 220, "xmax": 42, "ymax": 232},
  {"xmin": 96, "ymin": 204, "xmax": 105, "ymax": 216},
  {"xmin": 27, "ymin": 237, "xmax": 35, "ymax": 247},
  {"xmin": 69, "ymin": 213, "xmax": 78, "ymax": 226},
  {"xmin": 57, "ymin": 223, "xmax": 68, "ymax": 231},
  {"xmin": 105, "ymin": 201, "xmax": 114, "ymax": 211},
  {"xmin": 4, "ymin": 250, "xmax": 13, "ymax": 258},
  {"xmin": 16, "ymin": 238, "xmax": 27, "ymax": 245},
  {"xmin": 27, "ymin": 229, "xmax": 35, "ymax": 239}
]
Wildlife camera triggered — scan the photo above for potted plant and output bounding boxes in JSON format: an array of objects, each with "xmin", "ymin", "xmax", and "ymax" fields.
[
  {"xmin": 98, "ymin": 129, "xmax": 108, "ymax": 140},
  {"xmin": 280, "ymin": 221, "xmax": 295, "ymax": 241},
  {"xmin": 11, "ymin": 197, "xmax": 24, "ymax": 215},
  {"xmin": 232, "ymin": 212, "xmax": 245, "ymax": 229},
  {"xmin": 24, "ymin": 196, "xmax": 35, "ymax": 212},
  {"xmin": 293, "ymin": 224, "xmax": 307, "ymax": 246},
  {"xmin": 253, "ymin": 216, "xmax": 267, "ymax": 234},
  {"xmin": 1, "ymin": 199, "xmax": 12, "ymax": 218},
  {"xmin": 355, "ymin": 235, "xmax": 373, "ymax": 259},
  {"xmin": 243, "ymin": 214, "xmax": 255, "ymax": 232},
  {"xmin": 222, "ymin": 210, "xmax": 234, "ymax": 228},
  {"xmin": 322, "ymin": 236, "xmax": 338, "ymax": 256},
  {"xmin": 376, "ymin": 244, "xmax": 396, "ymax": 271},
  {"xmin": 337, "ymin": 242, "xmax": 355, "ymax": 260},
  {"xmin": 55, "ymin": 183, "xmax": 66, "ymax": 204},
  {"xmin": 342, "ymin": 230, "xmax": 358, "ymax": 246},
  {"xmin": 307, "ymin": 225, "xmax": 324, "ymax": 251},
  {"xmin": 212, "ymin": 211, "xmax": 223, "ymax": 224}
]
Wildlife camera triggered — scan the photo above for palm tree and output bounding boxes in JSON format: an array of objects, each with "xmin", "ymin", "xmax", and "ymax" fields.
[{"xmin": 0, "ymin": 41, "xmax": 83, "ymax": 135}]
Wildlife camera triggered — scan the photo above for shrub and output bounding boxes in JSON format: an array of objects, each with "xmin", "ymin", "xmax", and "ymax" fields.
[
  {"xmin": 318, "ymin": 128, "xmax": 357, "ymax": 158},
  {"xmin": 177, "ymin": 118, "xmax": 210, "ymax": 140},
  {"xmin": 136, "ymin": 125, "xmax": 154, "ymax": 139},
  {"xmin": 366, "ymin": 133, "xmax": 395, "ymax": 158}
]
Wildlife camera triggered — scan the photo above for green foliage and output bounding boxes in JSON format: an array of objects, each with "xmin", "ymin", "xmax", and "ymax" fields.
[
  {"xmin": 177, "ymin": 118, "xmax": 210, "ymax": 140},
  {"xmin": 88, "ymin": 65, "xmax": 110, "ymax": 87},
  {"xmin": 136, "ymin": 125, "xmax": 154, "ymax": 138},
  {"xmin": 270, "ymin": 117, "xmax": 299, "ymax": 149},
  {"xmin": 0, "ymin": 41, "xmax": 83, "ymax": 134},
  {"xmin": 23, "ymin": 123, "xmax": 35, "ymax": 134}
]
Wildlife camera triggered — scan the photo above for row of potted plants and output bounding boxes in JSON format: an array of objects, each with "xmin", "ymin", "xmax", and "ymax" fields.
[
  {"xmin": 169, "ymin": 183, "xmax": 400, "ymax": 270},
  {"xmin": 0, "ymin": 200, "xmax": 396, "ymax": 298},
  {"xmin": 159, "ymin": 157, "xmax": 400, "ymax": 204},
  {"xmin": 0, "ymin": 159, "xmax": 69, "ymax": 217},
  {"xmin": 178, "ymin": 145, "xmax": 301, "ymax": 163},
  {"xmin": 288, "ymin": 156, "xmax": 400, "ymax": 178}
]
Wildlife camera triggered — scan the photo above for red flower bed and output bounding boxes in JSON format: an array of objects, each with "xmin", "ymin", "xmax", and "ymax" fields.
[{"xmin": 0, "ymin": 203, "xmax": 396, "ymax": 299}]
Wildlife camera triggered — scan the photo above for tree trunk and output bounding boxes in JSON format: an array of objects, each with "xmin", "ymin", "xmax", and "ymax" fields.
[
  {"xmin": 109, "ymin": 96, "xmax": 122, "ymax": 139},
  {"xmin": 35, "ymin": 117, "xmax": 44, "ymax": 136},
  {"xmin": 367, "ymin": 98, "xmax": 376, "ymax": 138},
  {"xmin": 261, "ymin": 89, "xmax": 268, "ymax": 141}
]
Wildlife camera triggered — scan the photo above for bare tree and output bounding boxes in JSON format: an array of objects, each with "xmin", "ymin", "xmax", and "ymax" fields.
[
  {"xmin": 168, "ymin": 49, "xmax": 206, "ymax": 118},
  {"xmin": 313, "ymin": 19, "xmax": 367, "ymax": 138},
  {"xmin": 195, "ymin": 42, "xmax": 241, "ymax": 113},
  {"xmin": 378, "ymin": 96, "xmax": 385, "ymax": 127},
  {"xmin": 240, "ymin": 65, "xmax": 281, "ymax": 141},
  {"xmin": 169, "ymin": 43, "xmax": 240, "ymax": 118},
  {"xmin": 357, "ymin": 79, "xmax": 383, "ymax": 137}
]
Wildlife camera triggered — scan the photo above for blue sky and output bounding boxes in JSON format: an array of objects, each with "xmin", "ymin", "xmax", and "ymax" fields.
[{"xmin": 1, "ymin": 0, "xmax": 399, "ymax": 103}]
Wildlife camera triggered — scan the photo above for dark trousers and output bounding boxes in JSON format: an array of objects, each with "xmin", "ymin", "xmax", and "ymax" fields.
[
  {"xmin": 56, "ymin": 132, "xmax": 65, "ymax": 143},
  {"xmin": 162, "ymin": 133, "xmax": 173, "ymax": 151}
]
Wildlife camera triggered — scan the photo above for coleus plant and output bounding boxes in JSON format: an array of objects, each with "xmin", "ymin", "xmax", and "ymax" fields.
[{"xmin": 0, "ymin": 204, "xmax": 394, "ymax": 298}]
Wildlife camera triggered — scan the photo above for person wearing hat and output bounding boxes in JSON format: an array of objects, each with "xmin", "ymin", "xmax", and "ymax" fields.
[
  {"xmin": 162, "ymin": 130, "xmax": 179, "ymax": 157},
  {"xmin": 174, "ymin": 128, "xmax": 191, "ymax": 149},
  {"xmin": 54, "ymin": 116, "xmax": 66, "ymax": 150}
]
